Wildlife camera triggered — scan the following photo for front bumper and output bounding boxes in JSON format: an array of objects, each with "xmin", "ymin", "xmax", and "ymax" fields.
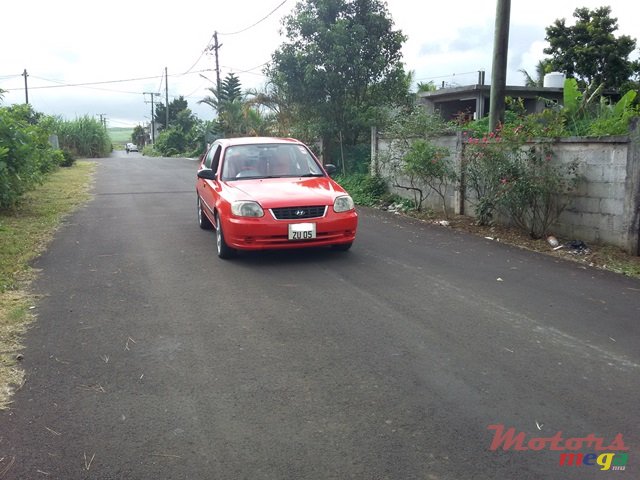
[{"xmin": 222, "ymin": 209, "xmax": 358, "ymax": 251}]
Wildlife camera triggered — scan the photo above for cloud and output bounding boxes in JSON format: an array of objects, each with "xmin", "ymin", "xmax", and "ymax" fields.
[{"xmin": 2, "ymin": 0, "xmax": 638, "ymax": 127}]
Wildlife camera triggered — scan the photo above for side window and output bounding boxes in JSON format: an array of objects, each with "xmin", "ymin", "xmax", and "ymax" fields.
[
  {"xmin": 211, "ymin": 146, "xmax": 222, "ymax": 173},
  {"xmin": 204, "ymin": 144, "xmax": 219, "ymax": 169}
]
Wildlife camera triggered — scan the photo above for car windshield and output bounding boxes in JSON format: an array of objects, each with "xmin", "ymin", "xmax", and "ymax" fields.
[{"xmin": 220, "ymin": 144, "xmax": 325, "ymax": 181}]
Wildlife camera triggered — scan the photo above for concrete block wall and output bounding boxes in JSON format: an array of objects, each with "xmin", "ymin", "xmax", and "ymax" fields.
[
  {"xmin": 374, "ymin": 133, "xmax": 462, "ymax": 216},
  {"xmin": 552, "ymin": 137, "xmax": 630, "ymax": 248},
  {"xmin": 372, "ymin": 126, "xmax": 640, "ymax": 255}
]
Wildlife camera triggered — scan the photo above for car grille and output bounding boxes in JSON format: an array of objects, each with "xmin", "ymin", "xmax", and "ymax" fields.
[{"xmin": 271, "ymin": 206, "xmax": 327, "ymax": 220}]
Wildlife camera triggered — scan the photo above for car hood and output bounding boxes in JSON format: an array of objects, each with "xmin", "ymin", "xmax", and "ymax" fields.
[{"xmin": 225, "ymin": 177, "xmax": 346, "ymax": 208}]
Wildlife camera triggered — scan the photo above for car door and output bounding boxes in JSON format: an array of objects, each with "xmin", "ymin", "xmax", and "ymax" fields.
[{"xmin": 198, "ymin": 143, "xmax": 222, "ymax": 223}]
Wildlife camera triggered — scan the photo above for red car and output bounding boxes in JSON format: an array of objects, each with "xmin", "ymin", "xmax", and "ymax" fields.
[{"xmin": 196, "ymin": 137, "xmax": 358, "ymax": 259}]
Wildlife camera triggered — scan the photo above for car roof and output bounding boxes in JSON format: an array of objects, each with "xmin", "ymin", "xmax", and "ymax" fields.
[{"xmin": 215, "ymin": 137, "xmax": 303, "ymax": 147}]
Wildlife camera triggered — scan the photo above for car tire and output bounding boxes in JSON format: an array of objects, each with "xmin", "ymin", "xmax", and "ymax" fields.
[
  {"xmin": 215, "ymin": 214, "xmax": 235, "ymax": 259},
  {"xmin": 197, "ymin": 196, "xmax": 213, "ymax": 230},
  {"xmin": 332, "ymin": 242, "xmax": 352, "ymax": 251}
]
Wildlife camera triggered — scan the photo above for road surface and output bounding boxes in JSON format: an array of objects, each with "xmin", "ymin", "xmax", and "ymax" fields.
[{"xmin": 0, "ymin": 153, "xmax": 638, "ymax": 479}]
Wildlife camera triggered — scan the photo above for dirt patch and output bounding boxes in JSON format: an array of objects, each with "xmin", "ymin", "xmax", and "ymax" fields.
[
  {"xmin": 0, "ymin": 290, "xmax": 35, "ymax": 409},
  {"xmin": 401, "ymin": 210, "xmax": 640, "ymax": 278}
]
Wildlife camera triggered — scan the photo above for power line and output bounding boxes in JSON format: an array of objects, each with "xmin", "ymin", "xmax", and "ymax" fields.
[
  {"xmin": 182, "ymin": 32, "xmax": 217, "ymax": 75},
  {"xmin": 220, "ymin": 62, "xmax": 270, "ymax": 78},
  {"xmin": 180, "ymin": 0, "xmax": 287, "ymax": 76},
  {"xmin": 29, "ymin": 75, "xmax": 142, "ymax": 95},
  {"xmin": 414, "ymin": 70, "xmax": 481, "ymax": 82},
  {"xmin": 182, "ymin": 81, "xmax": 209, "ymax": 99},
  {"xmin": 218, "ymin": 0, "xmax": 288, "ymax": 36},
  {"xmin": 156, "ymin": 69, "xmax": 165, "ymax": 97},
  {"xmin": 228, "ymin": 61, "xmax": 270, "ymax": 74},
  {"xmin": 2, "ymin": 70, "xmax": 213, "ymax": 92},
  {"xmin": 3, "ymin": 74, "xmax": 163, "ymax": 91}
]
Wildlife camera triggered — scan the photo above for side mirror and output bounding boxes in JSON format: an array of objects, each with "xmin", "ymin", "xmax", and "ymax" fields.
[
  {"xmin": 324, "ymin": 164, "xmax": 337, "ymax": 176},
  {"xmin": 197, "ymin": 169, "xmax": 217, "ymax": 180}
]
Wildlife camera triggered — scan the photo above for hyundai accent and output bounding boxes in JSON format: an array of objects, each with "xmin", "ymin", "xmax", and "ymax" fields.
[{"xmin": 196, "ymin": 137, "xmax": 358, "ymax": 258}]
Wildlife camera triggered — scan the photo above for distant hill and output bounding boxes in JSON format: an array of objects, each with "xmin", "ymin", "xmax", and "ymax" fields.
[{"xmin": 108, "ymin": 127, "xmax": 133, "ymax": 145}]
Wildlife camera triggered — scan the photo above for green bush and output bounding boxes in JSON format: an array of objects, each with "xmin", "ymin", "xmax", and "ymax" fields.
[
  {"xmin": 59, "ymin": 148, "xmax": 76, "ymax": 167},
  {"xmin": 464, "ymin": 129, "xmax": 578, "ymax": 238},
  {"xmin": 325, "ymin": 144, "xmax": 371, "ymax": 175},
  {"xmin": 403, "ymin": 140, "xmax": 457, "ymax": 217},
  {"xmin": 334, "ymin": 173, "xmax": 389, "ymax": 206},
  {"xmin": 141, "ymin": 145, "xmax": 160, "ymax": 157},
  {"xmin": 0, "ymin": 105, "xmax": 62, "ymax": 208},
  {"xmin": 465, "ymin": 86, "xmax": 639, "ymax": 139}
]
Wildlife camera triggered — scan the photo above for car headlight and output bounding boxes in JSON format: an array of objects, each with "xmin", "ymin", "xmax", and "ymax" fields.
[
  {"xmin": 333, "ymin": 195, "xmax": 355, "ymax": 213},
  {"xmin": 231, "ymin": 201, "xmax": 264, "ymax": 217}
]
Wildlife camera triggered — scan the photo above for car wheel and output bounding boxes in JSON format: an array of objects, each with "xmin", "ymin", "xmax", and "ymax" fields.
[
  {"xmin": 197, "ymin": 196, "xmax": 213, "ymax": 230},
  {"xmin": 215, "ymin": 214, "xmax": 235, "ymax": 259},
  {"xmin": 332, "ymin": 242, "xmax": 352, "ymax": 251}
]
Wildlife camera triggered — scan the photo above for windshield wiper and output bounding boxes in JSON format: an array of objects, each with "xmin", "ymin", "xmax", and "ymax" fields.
[{"xmin": 299, "ymin": 173, "xmax": 324, "ymax": 177}]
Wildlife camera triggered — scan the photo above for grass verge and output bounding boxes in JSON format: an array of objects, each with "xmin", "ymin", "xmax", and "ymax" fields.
[{"xmin": 0, "ymin": 161, "xmax": 96, "ymax": 409}]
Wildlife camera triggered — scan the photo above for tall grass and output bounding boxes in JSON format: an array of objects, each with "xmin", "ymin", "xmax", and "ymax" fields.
[{"xmin": 44, "ymin": 115, "xmax": 112, "ymax": 158}]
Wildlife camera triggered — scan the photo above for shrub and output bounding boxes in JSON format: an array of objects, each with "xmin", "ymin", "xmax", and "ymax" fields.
[
  {"xmin": 59, "ymin": 148, "xmax": 76, "ymax": 167},
  {"xmin": 464, "ymin": 128, "xmax": 578, "ymax": 238},
  {"xmin": 402, "ymin": 140, "xmax": 457, "ymax": 217},
  {"xmin": 334, "ymin": 173, "xmax": 389, "ymax": 206},
  {"xmin": 0, "ymin": 105, "xmax": 62, "ymax": 209}
]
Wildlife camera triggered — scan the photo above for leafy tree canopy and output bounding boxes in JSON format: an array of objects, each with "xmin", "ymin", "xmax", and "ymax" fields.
[
  {"xmin": 416, "ymin": 81, "xmax": 437, "ymax": 93},
  {"xmin": 220, "ymin": 73, "xmax": 242, "ymax": 103},
  {"xmin": 200, "ymin": 73, "xmax": 274, "ymax": 138},
  {"xmin": 543, "ymin": 6, "xmax": 638, "ymax": 91},
  {"xmin": 132, "ymin": 125, "xmax": 146, "ymax": 145},
  {"xmin": 154, "ymin": 96, "xmax": 189, "ymax": 130},
  {"xmin": 200, "ymin": 73, "xmax": 244, "ymax": 114},
  {"xmin": 268, "ymin": 0, "xmax": 409, "ymax": 147}
]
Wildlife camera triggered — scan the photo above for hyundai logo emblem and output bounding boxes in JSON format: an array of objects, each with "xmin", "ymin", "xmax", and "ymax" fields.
[{"xmin": 295, "ymin": 209, "xmax": 306, "ymax": 216}]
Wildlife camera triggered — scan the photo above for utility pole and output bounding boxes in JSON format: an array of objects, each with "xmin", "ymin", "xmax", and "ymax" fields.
[
  {"xmin": 489, "ymin": 0, "xmax": 511, "ymax": 132},
  {"xmin": 214, "ymin": 32, "xmax": 221, "ymax": 96},
  {"xmin": 22, "ymin": 69, "xmax": 29, "ymax": 104},
  {"xmin": 165, "ymin": 66, "xmax": 169, "ymax": 129},
  {"xmin": 207, "ymin": 31, "xmax": 222, "ymax": 97},
  {"xmin": 97, "ymin": 114, "xmax": 107, "ymax": 128},
  {"xmin": 143, "ymin": 92, "xmax": 160, "ymax": 144}
]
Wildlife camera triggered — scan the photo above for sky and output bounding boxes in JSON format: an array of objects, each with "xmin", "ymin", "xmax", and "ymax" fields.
[{"xmin": 1, "ymin": 0, "xmax": 639, "ymax": 128}]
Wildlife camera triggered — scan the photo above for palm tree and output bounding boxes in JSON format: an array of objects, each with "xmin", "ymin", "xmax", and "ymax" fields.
[
  {"xmin": 245, "ymin": 81, "xmax": 296, "ymax": 136},
  {"xmin": 416, "ymin": 81, "xmax": 437, "ymax": 93},
  {"xmin": 519, "ymin": 60, "xmax": 552, "ymax": 87}
]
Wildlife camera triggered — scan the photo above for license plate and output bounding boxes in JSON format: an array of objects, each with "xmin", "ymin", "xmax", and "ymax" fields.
[{"xmin": 288, "ymin": 223, "xmax": 316, "ymax": 240}]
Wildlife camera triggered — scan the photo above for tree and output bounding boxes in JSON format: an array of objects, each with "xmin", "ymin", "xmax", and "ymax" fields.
[
  {"xmin": 154, "ymin": 108, "xmax": 202, "ymax": 156},
  {"xmin": 132, "ymin": 125, "xmax": 146, "ymax": 146},
  {"xmin": 246, "ymin": 82, "xmax": 297, "ymax": 137},
  {"xmin": 154, "ymin": 96, "xmax": 189, "ymax": 130},
  {"xmin": 543, "ymin": 6, "xmax": 637, "ymax": 91},
  {"xmin": 268, "ymin": 0, "xmax": 409, "ymax": 156},
  {"xmin": 416, "ymin": 81, "xmax": 437, "ymax": 93},
  {"xmin": 200, "ymin": 73, "xmax": 274, "ymax": 138},
  {"xmin": 200, "ymin": 73, "xmax": 243, "ymax": 113},
  {"xmin": 519, "ymin": 59, "xmax": 552, "ymax": 87}
]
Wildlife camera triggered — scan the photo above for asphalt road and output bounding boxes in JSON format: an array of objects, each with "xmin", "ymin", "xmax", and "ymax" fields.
[{"xmin": 0, "ymin": 153, "xmax": 638, "ymax": 479}]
